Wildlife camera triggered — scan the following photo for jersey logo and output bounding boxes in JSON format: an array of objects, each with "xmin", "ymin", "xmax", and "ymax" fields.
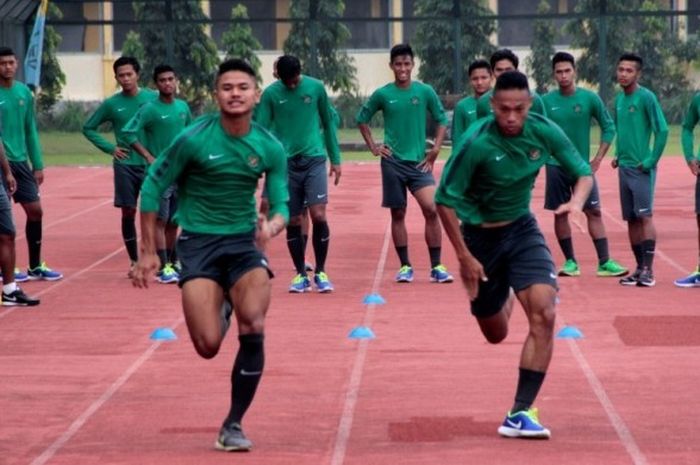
[
  {"xmin": 117, "ymin": 107, "xmax": 126, "ymax": 112},
  {"xmin": 302, "ymin": 95, "xmax": 312, "ymax": 104},
  {"xmin": 388, "ymin": 99, "xmax": 398, "ymax": 104},
  {"xmin": 18, "ymin": 99, "xmax": 24, "ymax": 106},
  {"xmin": 278, "ymin": 99, "xmax": 288, "ymax": 104},
  {"xmin": 550, "ymin": 106, "xmax": 560, "ymax": 111},
  {"xmin": 573, "ymin": 104, "xmax": 582, "ymax": 113},
  {"xmin": 628, "ymin": 105, "xmax": 636, "ymax": 113},
  {"xmin": 247, "ymin": 154, "xmax": 260, "ymax": 168},
  {"xmin": 160, "ymin": 115, "xmax": 169, "ymax": 119},
  {"xmin": 528, "ymin": 149, "xmax": 541, "ymax": 160},
  {"xmin": 494, "ymin": 154, "xmax": 506, "ymax": 162},
  {"xmin": 411, "ymin": 96, "xmax": 419, "ymax": 105},
  {"xmin": 208, "ymin": 153, "xmax": 225, "ymax": 160}
]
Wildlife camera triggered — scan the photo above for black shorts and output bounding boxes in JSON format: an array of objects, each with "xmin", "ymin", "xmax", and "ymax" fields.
[
  {"xmin": 287, "ymin": 155, "xmax": 327, "ymax": 217},
  {"xmin": 113, "ymin": 162, "xmax": 146, "ymax": 208},
  {"xmin": 158, "ymin": 185, "xmax": 178, "ymax": 223},
  {"xmin": 381, "ymin": 156, "xmax": 435, "ymax": 209},
  {"xmin": 618, "ymin": 166, "xmax": 655, "ymax": 221},
  {"xmin": 0, "ymin": 186, "xmax": 16, "ymax": 235},
  {"xmin": 461, "ymin": 214, "xmax": 557, "ymax": 318},
  {"xmin": 544, "ymin": 164, "xmax": 601, "ymax": 211},
  {"xmin": 176, "ymin": 229, "xmax": 273, "ymax": 290},
  {"xmin": 695, "ymin": 175, "xmax": 700, "ymax": 215},
  {"xmin": 9, "ymin": 161, "xmax": 39, "ymax": 204}
]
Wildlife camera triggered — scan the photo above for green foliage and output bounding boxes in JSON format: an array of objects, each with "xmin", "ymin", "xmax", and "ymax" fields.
[
  {"xmin": 121, "ymin": 31, "xmax": 145, "ymax": 73},
  {"xmin": 37, "ymin": 101, "xmax": 99, "ymax": 132},
  {"xmin": 413, "ymin": 0, "xmax": 496, "ymax": 95},
  {"xmin": 221, "ymin": 4, "xmax": 262, "ymax": 81},
  {"xmin": 36, "ymin": 2, "xmax": 66, "ymax": 112},
  {"xmin": 333, "ymin": 92, "xmax": 382, "ymax": 129},
  {"xmin": 284, "ymin": 0, "xmax": 358, "ymax": 94},
  {"xmin": 526, "ymin": 0, "xmax": 555, "ymax": 94}
]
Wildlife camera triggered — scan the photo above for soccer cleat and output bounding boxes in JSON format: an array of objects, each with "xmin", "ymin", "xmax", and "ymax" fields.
[
  {"xmin": 27, "ymin": 262, "xmax": 63, "ymax": 281},
  {"xmin": 289, "ymin": 273, "xmax": 311, "ymax": 293},
  {"xmin": 430, "ymin": 264, "xmax": 454, "ymax": 283},
  {"xmin": 0, "ymin": 268, "xmax": 30, "ymax": 283},
  {"xmin": 674, "ymin": 268, "xmax": 700, "ymax": 288},
  {"xmin": 636, "ymin": 268, "xmax": 656, "ymax": 287},
  {"xmin": 596, "ymin": 259, "xmax": 629, "ymax": 277},
  {"xmin": 497, "ymin": 408, "xmax": 551, "ymax": 439},
  {"xmin": 156, "ymin": 263, "xmax": 179, "ymax": 284},
  {"xmin": 619, "ymin": 268, "xmax": 641, "ymax": 286},
  {"xmin": 557, "ymin": 259, "xmax": 580, "ymax": 277},
  {"xmin": 314, "ymin": 271, "xmax": 334, "ymax": 293},
  {"xmin": 215, "ymin": 422, "xmax": 252, "ymax": 452},
  {"xmin": 395, "ymin": 265, "xmax": 414, "ymax": 283},
  {"xmin": 2, "ymin": 287, "xmax": 40, "ymax": 306}
]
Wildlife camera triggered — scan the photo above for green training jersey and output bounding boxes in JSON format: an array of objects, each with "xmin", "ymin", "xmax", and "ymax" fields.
[
  {"xmin": 451, "ymin": 96, "xmax": 479, "ymax": 149},
  {"xmin": 542, "ymin": 87, "xmax": 615, "ymax": 166},
  {"xmin": 356, "ymin": 80, "xmax": 448, "ymax": 163},
  {"xmin": 140, "ymin": 114, "xmax": 289, "ymax": 235},
  {"xmin": 681, "ymin": 92, "xmax": 700, "ymax": 163},
  {"xmin": 614, "ymin": 85, "xmax": 668, "ymax": 169},
  {"xmin": 0, "ymin": 81, "xmax": 43, "ymax": 169},
  {"xmin": 475, "ymin": 89, "xmax": 548, "ymax": 119},
  {"xmin": 255, "ymin": 75, "xmax": 341, "ymax": 165},
  {"xmin": 436, "ymin": 114, "xmax": 591, "ymax": 225},
  {"xmin": 83, "ymin": 88, "xmax": 158, "ymax": 166},
  {"xmin": 122, "ymin": 98, "xmax": 192, "ymax": 159}
]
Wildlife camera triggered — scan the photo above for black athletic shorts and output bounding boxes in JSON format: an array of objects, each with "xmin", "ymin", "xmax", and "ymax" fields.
[
  {"xmin": 158, "ymin": 185, "xmax": 178, "ymax": 223},
  {"xmin": 461, "ymin": 214, "xmax": 558, "ymax": 318},
  {"xmin": 113, "ymin": 162, "xmax": 146, "ymax": 208},
  {"xmin": 0, "ymin": 185, "xmax": 16, "ymax": 235},
  {"xmin": 176, "ymin": 229, "xmax": 273, "ymax": 290},
  {"xmin": 380, "ymin": 155, "xmax": 435, "ymax": 209},
  {"xmin": 618, "ymin": 166, "xmax": 655, "ymax": 220},
  {"xmin": 287, "ymin": 155, "xmax": 327, "ymax": 217},
  {"xmin": 9, "ymin": 161, "xmax": 39, "ymax": 204},
  {"xmin": 544, "ymin": 164, "xmax": 601, "ymax": 211}
]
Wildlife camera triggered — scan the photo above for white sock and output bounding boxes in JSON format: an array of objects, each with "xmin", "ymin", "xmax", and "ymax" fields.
[{"xmin": 3, "ymin": 282, "xmax": 18, "ymax": 294}]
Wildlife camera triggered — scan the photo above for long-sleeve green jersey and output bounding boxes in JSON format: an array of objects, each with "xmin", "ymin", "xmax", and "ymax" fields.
[
  {"xmin": 122, "ymin": 98, "xmax": 192, "ymax": 159},
  {"xmin": 476, "ymin": 89, "xmax": 548, "ymax": 119},
  {"xmin": 542, "ymin": 87, "xmax": 615, "ymax": 166},
  {"xmin": 140, "ymin": 114, "xmax": 289, "ymax": 235},
  {"xmin": 614, "ymin": 85, "xmax": 668, "ymax": 170},
  {"xmin": 0, "ymin": 81, "xmax": 43, "ymax": 169},
  {"xmin": 681, "ymin": 92, "xmax": 700, "ymax": 163},
  {"xmin": 356, "ymin": 81, "xmax": 448, "ymax": 162},
  {"xmin": 436, "ymin": 114, "xmax": 591, "ymax": 225},
  {"xmin": 82, "ymin": 88, "xmax": 158, "ymax": 165},
  {"xmin": 451, "ymin": 96, "xmax": 478, "ymax": 148},
  {"xmin": 255, "ymin": 75, "xmax": 340, "ymax": 165}
]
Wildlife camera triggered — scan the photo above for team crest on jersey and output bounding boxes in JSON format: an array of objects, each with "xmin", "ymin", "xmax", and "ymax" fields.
[
  {"xmin": 303, "ymin": 95, "xmax": 312, "ymax": 104},
  {"xmin": 411, "ymin": 96, "xmax": 419, "ymax": 105},
  {"xmin": 247, "ymin": 154, "xmax": 260, "ymax": 168},
  {"xmin": 628, "ymin": 105, "xmax": 636, "ymax": 113},
  {"xmin": 573, "ymin": 104, "xmax": 582, "ymax": 113},
  {"xmin": 18, "ymin": 99, "xmax": 24, "ymax": 106},
  {"xmin": 528, "ymin": 149, "xmax": 541, "ymax": 160}
]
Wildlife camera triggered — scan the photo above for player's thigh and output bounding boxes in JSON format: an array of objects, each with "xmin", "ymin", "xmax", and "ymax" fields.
[
  {"xmin": 380, "ymin": 157, "xmax": 408, "ymax": 209},
  {"xmin": 181, "ymin": 278, "xmax": 226, "ymax": 353},
  {"xmin": 287, "ymin": 158, "xmax": 307, "ymax": 218},
  {"xmin": 629, "ymin": 168, "xmax": 656, "ymax": 218},
  {"xmin": 583, "ymin": 176, "xmax": 602, "ymax": 210},
  {"xmin": 302, "ymin": 157, "xmax": 329, "ymax": 208},
  {"xmin": 544, "ymin": 164, "xmax": 573, "ymax": 211},
  {"xmin": 113, "ymin": 163, "xmax": 146, "ymax": 208},
  {"xmin": 157, "ymin": 184, "xmax": 177, "ymax": 223},
  {"xmin": 230, "ymin": 267, "xmax": 272, "ymax": 334},
  {"xmin": 9, "ymin": 161, "xmax": 39, "ymax": 204},
  {"xmin": 406, "ymin": 163, "xmax": 436, "ymax": 209}
]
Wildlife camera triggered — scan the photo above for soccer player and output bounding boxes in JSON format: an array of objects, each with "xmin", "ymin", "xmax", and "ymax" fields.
[
  {"xmin": 83, "ymin": 56, "xmax": 157, "ymax": 275},
  {"xmin": 613, "ymin": 53, "xmax": 668, "ymax": 287},
  {"xmin": 357, "ymin": 43, "xmax": 453, "ymax": 284},
  {"xmin": 436, "ymin": 71, "xmax": 593, "ymax": 439},
  {"xmin": 132, "ymin": 59, "xmax": 288, "ymax": 451},
  {"xmin": 255, "ymin": 55, "xmax": 341, "ymax": 293},
  {"xmin": 542, "ymin": 52, "xmax": 627, "ymax": 277},
  {"xmin": 0, "ymin": 47, "xmax": 61, "ymax": 281},
  {"xmin": 476, "ymin": 49, "xmax": 547, "ymax": 119},
  {"xmin": 674, "ymin": 92, "xmax": 700, "ymax": 287},
  {"xmin": 451, "ymin": 59, "xmax": 492, "ymax": 145},
  {"xmin": 123, "ymin": 64, "xmax": 192, "ymax": 284}
]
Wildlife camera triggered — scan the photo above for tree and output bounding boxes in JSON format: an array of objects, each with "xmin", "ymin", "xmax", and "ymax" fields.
[
  {"xmin": 526, "ymin": 0, "xmax": 555, "ymax": 95},
  {"xmin": 37, "ymin": 2, "xmax": 66, "ymax": 112},
  {"xmin": 221, "ymin": 4, "xmax": 262, "ymax": 81},
  {"xmin": 283, "ymin": 0, "xmax": 358, "ymax": 94},
  {"xmin": 413, "ymin": 0, "xmax": 496, "ymax": 95}
]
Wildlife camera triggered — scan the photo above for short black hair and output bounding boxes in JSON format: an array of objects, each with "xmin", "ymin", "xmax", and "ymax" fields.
[
  {"xmin": 619, "ymin": 52, "xmax": 643, "ymax": 70},
  {"xmin": 217, "ymin": 58, "xmax": 257, "ymax": 81},
  {"xmin": 552, "ymin": 51, "xmax": 575, "ymax": 69},
  {"xmin": 0, "ymin": 47, "xmax": 15, "ymax": 58},
  {"xmin": 153, "ymin": 64, "xmax": 175, "ymax": 81},
  {"xmin": 494, "ymin": 71, "xmax": 530, "ymax": 94},
  {"xmin": 490, "ymin": 49, "xmax": 519, "ymax": 70},
  {"xmin": 276, "ymin": 55, "xmax": 301, "ymax": 83},
  {"xmin": 468, "ymin": 59, "xmax": 492, "ymax": 76},
  {"xmin": 390, "ymin": 43, "xmax": 414, "ymax": 62},
  {"xmin": 113, "ymin": 56, "xmax": 140, "ymax": 74}
]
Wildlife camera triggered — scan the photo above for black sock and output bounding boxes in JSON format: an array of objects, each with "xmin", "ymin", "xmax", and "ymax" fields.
[
  {"xmin": 632, "ymin": 243, "xmax": 643, "ymax": 270},
  {"xmin": 312, "ymin": 221, "xmax": 330, "ymax": 273},
  {"xmin": 167, "ymin": 248, "xmax": 177, "ymax": 264},
  {"xmin": 26, "ymin": 220, "xmax": 42, "ymax": 269},
  {"xmin": 593, "ymin": 238, "xmax": 610, "ymax": 265},
  {"xmin": 557, "ymin": 237, "xmax": 575, "ymax": 262},
  {"xmin": 512, "ymin": 368, "xmax": 546, "ymax": 413},
  {"xmin": 225, "ymin": 333, "xmax": 265, "ymax": 426},
  {"xmin": 286, "ymin": 225, "xmax": 306, "ymax": 274},
  {"xmin": 395, "ymin": 246, "xmax": 410, "ymax": 267},
  {"xmin": 302, "ymin": 234, "xmax": 308, "ymax": 256},
  {"xmin": 157, "ymin": 249, "xmax": 168, "ymax": 269},
  {"xmin": 641, "ymin": 239, "xmax": 656, "ymax": 270},
  {"xmin": 121, "ymin": 216, "xmax": 138, "ymax": 262},
  {"xmin": 428, "ymin": 247, "xmax": 441, "ymax": 268}
]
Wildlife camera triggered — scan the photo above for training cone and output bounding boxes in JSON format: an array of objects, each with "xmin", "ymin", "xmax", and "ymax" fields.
[
  {"xmin": 556, "ymin": 325, "xmax": 584, "ymax": 339},
  {"xmin": 348, "ymin": 326, "xmax": 376, "ymax": 339},
  {"xmin": 150, "ymin": 327, "xmax": 177, "ymax": 341},
  {"xmin": 363, "ymin": 293, "xmax": 386, "ymax": 305}
]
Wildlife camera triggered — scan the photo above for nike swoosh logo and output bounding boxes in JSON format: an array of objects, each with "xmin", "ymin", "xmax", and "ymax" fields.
[
  {"xmin": 179, "ymin": 235, "xmax": 190, "ymax": 240},
  {"xmin": 495, "ymin": 155, "xmax": 505, "ymax": 161},
  {"xmin": 467, "ymin": 110, "xmax": 476, "ymax": 114},
  {"xmin": 240, "ymin": 369, "xmax": 262, "ymax": 376},
  {"xmin": 639, "ymin": 208, "xmax": 649, "ymax": 212},
  {"xmin": 549, "ymin": 273, "xmax": 557, "ymax": 279},
  {"xmin": 590, "ymin": 200, "xmax": 599, "ymax": 205},
  {"xmin": 317, "ymin": 193, "xmax": 327, "ymax": 199},
  {"xmin": 0, "ymin": 101, "xmax": 5, "ymax": 105},
  {"xmin": 389, "ymin": 99, "xmax": 398, "ymax": 103},
  {"xmin": 117, "ymin": 108, "xmax": 126, "ymax": 112},
  {"xmin": 278, "ymin": 99, "xmax": 287, "ymax": 104},
  {"xmin": 321, "ymin": 237, "xmax": 330, "ymax": 242},
  {"xmin": 208, "ymin": 154, "xmax": 225, "ymax": 160},
  {"xmin": 506, "ymin": 419, "xmax": 522, "ymax": 429},
  {"xmin": 160, "ymin": 115, "xmax": 169, "ymax": 119},
  {"xmin": 550, "ymin": 106, "xmax": 560, "ymax": 111}
]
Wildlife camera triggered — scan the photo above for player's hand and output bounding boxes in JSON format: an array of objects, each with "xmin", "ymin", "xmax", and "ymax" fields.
[
  {"xmin": 32, "ymin": 169, "xmax": 44, "ymax": 185},
  {"xmin": 554, "ymin": 202, "xmax": 586, "ymax": 233},
  {"xmin": 590, "ymin": 157, "xmax": 602, "ymax": 173},
  {"xmin": 132, "ymin": 253, "xmax": 160, "ymax": 289},
  {"xmin": 418, "ymin": 148, "xmax": 439, "ymax": 173},
  {"xmin": 371, "ymin": 143, "xmax": 392, "ymax": 158},
  {"xmin": 4, "ymin": 173, "xmax": 16, "ymax": 194},
  {"xmin": 113, "ymin": 146, "xmax": 129, "ymax": 160},
  {"xmin": 145, "ymin": 154, "xmax": 156, "ymax": 165},
  {"xmin": 611, "ymin": 158, "xmax": 618, "ymax": 169},
  {"xmin": 255, "ymin": 214, "xmax": 274, "ymax": 251},
  {"xmin": 458, "ymin": 255, "xmax": 487, "ymax": 301},
  {"xmin": 688, "ymin": 159, "xmax": 699, "ymax": 176},
  {"xmin": 329, "ymin": 164, "xmax": 342, "ymax": 185}
]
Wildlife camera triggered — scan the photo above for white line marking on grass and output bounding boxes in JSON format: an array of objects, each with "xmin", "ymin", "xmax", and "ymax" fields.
[{"xmin": 330, "ymin": 221, "xmax": 391, "ymax": 465}]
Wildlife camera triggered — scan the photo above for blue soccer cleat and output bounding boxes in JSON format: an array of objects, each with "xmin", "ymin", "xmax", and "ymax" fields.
[
  {"xmin": 314, "ymin": 271, "xmax": 334, "ymax": 293},
  {"xmin": 395, "ymin": 265, "xmax": 414, "ymax": 283},
  {"xmin": 497, "ymin": 408, "xmax": 551, "ymax": 439},
  {"xmin": 674, "ymin": 268, "xmax": 700, "ymax": 288},
  {"xmin": 430, "ymin": 264, "xmax": 454, "ymax": 283},
  {"xmin": 156, "ymin": 263, "xmax": 180, "ymax": 284},
  {"xmin": 27, "ymin": 262, "xmax": 63, "ymax": 281},
  {"xmin": 289, "ymin": 273, "xmax": 311, "ymax": 293}
]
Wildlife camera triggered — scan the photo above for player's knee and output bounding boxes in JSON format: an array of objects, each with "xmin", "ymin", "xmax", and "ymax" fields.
[
  {"xmin": 421, "ymin": 205, "xmax": 438, "ymax": 221},
  {"xmin": 121, "ymin": 207, "xmax": 137, "ymax": 218},
  {"xmin": 484, "ymin": 328, "xmax": 508, "ymax": 344},
  {"xmin": 391, "ymin": 208, "xmax": 406, "ymax": 222},
  {"xmin": 192, "ymin": 335, "xmax": 222, "ymax": 359},
  {"xmin": 530, "ymin": 305, "xmax": 556, "ymax": 337}
]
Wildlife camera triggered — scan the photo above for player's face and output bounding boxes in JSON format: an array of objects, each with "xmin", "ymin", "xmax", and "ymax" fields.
[
  {"xmin": 390, "ymin": 54, "xmax": 414, "ymax": 84},
  {"xmin": 491, "ymin": 88, "xmax": 532, "ymax": 136},
  {"xmin": 115, "ymin": 64, "xmax": 139, "ymax": 92},
  {"xmin": 215, "ymin": 70, "xmax": 257, "ymax": 117},
  {"xmin": 155, "ymin": 71, "xmax": 177, "ymax": 96},
  {"xmin": 282, "ymin": 74, "xmax": 301, "ymax": 89},
  {"xmin": 616, "ymin": 60, "xmax": 640, "ymax": 89},
  {"xmin": 0, "ymin": 55, "xmax": 18, "ymax": 81},
  {"xmin": 553, "ymin": 62, "xmax": 575, "ymax": 89},
  {"xmin": 469, "ymin": 68, "xmax": 492, "ymax": 96},
  {"xmin": 492, "ymin": 59, "xmax": 516, "ymax": 78}
]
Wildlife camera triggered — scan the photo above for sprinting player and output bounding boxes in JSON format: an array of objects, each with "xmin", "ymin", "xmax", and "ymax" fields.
[
  {"xmin": 83, "ymin": 56, "xmax": 157, "ymax": 275},
  {"xmin": 132, "ymin": 59, "xmax": 288, "ymax": 452},
  {"xmin": 674, "ymin": 92, "xmax": 700, "ymax": 287},
  {"xmin": 255, "ymin": 55, "xmax": 341, "ymax": 293},
  {"xmin": 357, "ymin": 43, "xmax": 453, "ymax": 284},
  {"xmin": 436, "ymin": 71, "xmax": 593, "ymax": 439},
  {"xmin": 0, "ymin": 47, "xmax": 61, "ymax": 281},
  {"xmin": 451, "ymin": 59, "xmax": 492, "ymax": 145},
  {"xmin": 476, "ymin": 49, "xmax": 547, "ymax": 119},
  {"xmin": 123, "ymin": 64, "xmax": 192, "ymax": 284},
  {"xmin": 613, "ymin": 53, "xmax": 668, "ymax": 287},
  {"xmin": 542, "ymin": 52, "xmax": 627, "ymax": 277},
  {"xmin": 0, "ymin": 130, "xmax": 39, "ymax": 306}
]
